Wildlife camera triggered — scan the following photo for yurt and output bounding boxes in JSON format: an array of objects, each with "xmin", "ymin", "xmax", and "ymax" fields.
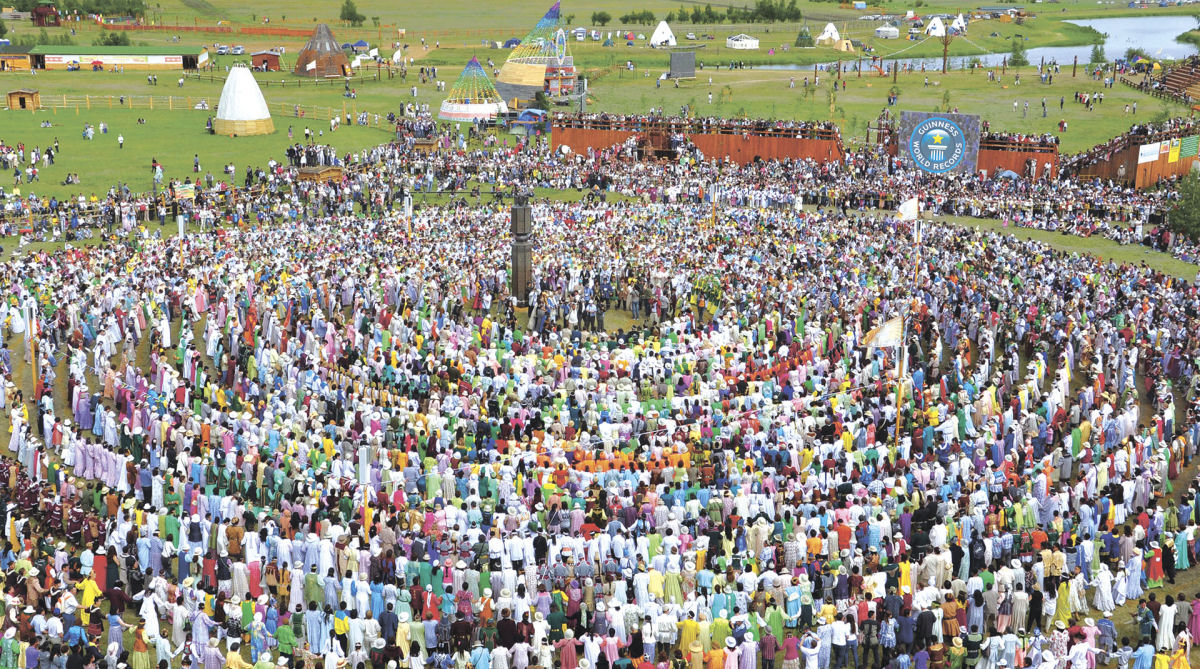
[
  {"xmin": 650, "ymin": 21, "xmax": 676, "ymax": 47},
  {"xmin": 875, "ymin": 25, "xmax": 900, "ymax": 39},
  {"xmin": 495, "ymin": 1, "xmax": 573, "ymax": 104},
  {"xmin": 815, "ymin": 22, "xmax": 840, "ymax": 45},
  {"xmin": 439, "ymin": 56, "xmax": 509, "ymax": 122},
  {"xmin": 213, "ymin": 64, "xmax": 274, "ymax": 136},
  {"xmin": 294, "ymin": 23, "xmax": 351, "ymax": 77}
]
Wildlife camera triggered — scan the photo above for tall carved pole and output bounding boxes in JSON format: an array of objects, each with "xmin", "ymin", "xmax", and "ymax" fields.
[{"xmin": 510, "ymin": 194, "xmax": 532, "ymax": 307}]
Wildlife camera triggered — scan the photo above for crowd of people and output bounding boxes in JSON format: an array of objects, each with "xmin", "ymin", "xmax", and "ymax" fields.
[
  {"xmin": 0, "ymin": 101, "xmax": 1197, "ymax": 669},
  {"xmin": 552, "ymin": 113, "xmax": 843, "ymax": 140},
  {"xmin": 1059, "ymin": 118, "xmax": 1200, "ymax": 176}
]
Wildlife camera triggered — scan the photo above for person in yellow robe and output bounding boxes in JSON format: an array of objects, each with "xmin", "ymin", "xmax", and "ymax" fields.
[{"xmin": 75, "ymin": 574, "xmax": 103, "ymax": 624}]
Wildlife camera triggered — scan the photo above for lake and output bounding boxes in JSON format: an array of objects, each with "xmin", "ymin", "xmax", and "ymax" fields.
[{"xmin": 756, "ymin": 15, "xmax": 1197, "ymax": 72}]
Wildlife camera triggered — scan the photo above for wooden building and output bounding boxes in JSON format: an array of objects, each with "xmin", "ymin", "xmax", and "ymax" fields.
[
  {"xmin": 6, "ymin": 89, "xmax": 40, "ymax": 110},
  {"xmin": 0, "ymin": 45, "xmax": 32, "ymax": 71},
  {"xmin": 250, "ymin": 50, "xmax": 280, "ymax": 71},
  {"xmin": 31, "ymin": 2, "xmax": 60, "ymax": 26}
]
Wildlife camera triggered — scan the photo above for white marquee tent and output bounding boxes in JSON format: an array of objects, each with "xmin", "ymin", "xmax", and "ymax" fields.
[{"xmin": 725, "ymin": 33, "xmax": 760, "ymax": 49}]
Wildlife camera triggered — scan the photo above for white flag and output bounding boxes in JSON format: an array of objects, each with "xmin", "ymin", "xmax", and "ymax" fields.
[
  {"xmin": 368, "ymin": 47, "xmax": 379, "ymax": 57},
  {"xmin": 862, "ymin": 317, "xmax": 903, "ymax": 349},
  {"xmin": 896, "ymin": 196, "xmax": 919, "ymax": 221},
  {"xmin": 305, "ymin": 60, "xmax": 316, "ymax": 71}
]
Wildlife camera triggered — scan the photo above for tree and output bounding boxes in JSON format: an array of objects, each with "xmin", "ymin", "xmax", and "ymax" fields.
[
  {"xmin": 0, "ymin": 19, "xmax": 7, "ymax": 39},
  {"xmin": 1090, "ymin": 43, "xmax": 1105, "ymax": 64},
  {"xmin": 938, "ymin": 32, "xmax": 954, "ymax": 74},
  {"xmin": 1009, "ymin": 38, "xmax": 1028, "ymax": 67},
  {"xmin": 531, "ymin": 91, "xmax": 550, "ymax": 110},
  {"xmin": 339, "ymin": 0, "xmax": 365, "ymax": 27},
  {"xmin": 1169, "ymin": 172, "xmax": 1200, "ymax": 242},
  {"xmin": 94, "ymin": 30, "xmax": 131, "ymax": 46},
  {"xmin": 591, "ymin": 10, "xmax": 611, "ymax": 25}
]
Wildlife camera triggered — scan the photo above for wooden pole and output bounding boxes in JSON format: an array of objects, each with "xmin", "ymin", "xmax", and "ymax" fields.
[{"xmin": 1073, "ymin": 55, "xmax": 1078, "ymax": 78}]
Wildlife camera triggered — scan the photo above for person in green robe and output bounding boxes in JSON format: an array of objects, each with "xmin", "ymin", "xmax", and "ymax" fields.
[{"xmin": 303, "ymin": 566, "xmax": 323, "ymax": 606}]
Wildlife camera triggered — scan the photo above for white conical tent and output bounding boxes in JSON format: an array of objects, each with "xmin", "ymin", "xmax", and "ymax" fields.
[
  {"xmin": 650, "ymin": 21, "xmax": 676, "ymax": 46},
  {"xmin": 925, "ymin": 16, "xmax": 946, "ymax": 37},
  {"xmin": 816, "ymin": 22, "xmax": 840, "ymax": 45},
  {"xmin": 950, "ymin": 13, "xmax": 967, "ymax": 33},
  {"xmin": 214, "ymin": 64, "xmax": 274, "ymax": 136}
]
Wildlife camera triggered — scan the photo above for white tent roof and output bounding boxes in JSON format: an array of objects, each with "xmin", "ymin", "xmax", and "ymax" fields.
[
  {"xmin": 216, "ymin": 65, "xmax": 271, "ymax": 122},
  {"xmin": 817, "ymin": 23, "xmax": 840, "ymax": 42},
  {"xmin": 950, "ymin": 13, "xmax": 967, "ymax": 32},
  {"xmin": 725, "ymin": 33, "xmax": 759, "ymax": 48},
  {"xmin": 924, "ymin": 16, "xmax": 946, "ymax": 36},
  {"xmin": 875, "ymin": 25, "xmax": 900, "ymax": 37},
  {"xmin": 650, "ymin": 21, "xmax": 676, "ymax": 46}
]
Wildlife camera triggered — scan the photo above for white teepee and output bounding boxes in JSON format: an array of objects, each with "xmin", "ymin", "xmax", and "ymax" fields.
[
  {"xmin": 650, "ymin": 20, "xmax": 676, "ymax": 46},
  {"xmin": 924, "ymin": 16, "xmax": 946, "ymax": 37},
  {"xmin": 950, "ymin": 13, "xmax": 967, "ymax": 33},
  {"xmin": 816, "ymin": 22, "xmax": 841, "ymax": 45},
  {"xmin": 214, "ymin": 64, "xmax": 274, "ymax": 136}
]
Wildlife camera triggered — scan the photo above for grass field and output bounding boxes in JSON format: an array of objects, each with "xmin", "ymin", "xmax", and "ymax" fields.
[
  {"xmin": 1, "ymin": 10, "xmax": 1109, "ymax": 65},
  {"xmin": 0, "ymin": 106, "xmax": 392, "ymax": 200},
  {"xmin": 0, "ymin": 0, "xmax": 1188, "ymax": 202},
  {"xmin": 1, "ymin": 62, "xmax": 1177, "ymax": 191},
  {"xmin": 43, "ymin": 0, "xmax": 1200, "ymax": 36}
]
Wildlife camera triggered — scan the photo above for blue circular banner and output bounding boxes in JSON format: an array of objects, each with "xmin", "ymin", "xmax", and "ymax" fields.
[{"xmin": 908, "ymin": 116, "xmax": 967, "ymax": 173}]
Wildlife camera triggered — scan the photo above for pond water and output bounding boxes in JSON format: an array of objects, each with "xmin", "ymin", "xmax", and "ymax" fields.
[{"xmin": 755, "ymin": 15, "xmax": 1196, "ymax": 72}]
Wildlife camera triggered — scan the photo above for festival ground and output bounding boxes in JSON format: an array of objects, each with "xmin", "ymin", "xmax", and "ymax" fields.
[
  {"xmin": 0, "ymin": 67, "xmax": 1184, "ymax": 202},
  {"xmin": 1, "ymin": 207, "xmax": 1199, "ymax": 665}
]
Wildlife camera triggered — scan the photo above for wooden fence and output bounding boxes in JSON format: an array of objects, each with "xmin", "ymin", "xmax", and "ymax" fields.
[
  {"xmin": 1119, "ymin": 76, "xmax": 1193, "ymax": 105},
  {"xmin": 184, "ymin": 70, "xmax": 383, "ymax": 87}
]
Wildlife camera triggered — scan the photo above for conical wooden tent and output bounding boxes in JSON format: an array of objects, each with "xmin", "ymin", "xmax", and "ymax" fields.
[
  {"xmin": 439, "ymin": 57, "xmax": 509, "ymax": 122},
  {"xmin": 294, "ymin": 23, "xmax": 350, "ymax": 77}
]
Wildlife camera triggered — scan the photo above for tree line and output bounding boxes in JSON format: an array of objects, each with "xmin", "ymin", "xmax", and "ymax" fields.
[
  {"xmin": 6, "ymin": 0, "xmax": 146, "ymax": 17},
  {"xmin": 605, "ymin": 0, "xmax": 803, "ymax": 26}
]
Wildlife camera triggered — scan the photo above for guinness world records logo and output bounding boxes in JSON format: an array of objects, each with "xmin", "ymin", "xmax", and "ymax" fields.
[{"xmin": 909, "ymin": 116, "xmax": 966, "ymax": 173}]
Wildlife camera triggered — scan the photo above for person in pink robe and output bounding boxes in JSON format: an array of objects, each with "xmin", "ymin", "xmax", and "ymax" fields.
[
  {"xmin": 554, "ymin": 633, "xmax": 582, "ymax": 669},
  {"xmin": 1190, "ymin": 598, "xmax": 1200, "ymax": 645}
]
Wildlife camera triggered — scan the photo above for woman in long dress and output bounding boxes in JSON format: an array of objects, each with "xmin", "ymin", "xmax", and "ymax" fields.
[
  {"xmin": 1114, "ymin": 569, "xmax": 1129, "ymax": 608},
  {"xmin": 1158, "ymin": 596, "xmax": 1178, "ymax": 651},
  {"xmin": 1127, "ymin": 551, "xmax": 1145, "ymax": 601},
  {"xmin": 1092, "ymin": 564, "xmax": 1116, "ymax": 612}
]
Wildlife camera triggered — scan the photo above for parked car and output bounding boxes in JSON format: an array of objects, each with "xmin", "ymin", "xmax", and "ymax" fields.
[
  {"xmin": 216, "ymin": 45, "xmax": 229, "ymax": 55},
  {"xmin": 231, "ymin": 45, "xmax": 245, "ymax": 55},
  {"xmin": 685, "ymin": 32, "xmax": 697, "ymax": 39}
]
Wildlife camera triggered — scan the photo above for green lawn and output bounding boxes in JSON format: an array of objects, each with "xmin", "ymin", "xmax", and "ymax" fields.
[
  {"xmin": 584, "ymin": 68, "xmax": 1183, "ymax": 153},
  {"xmin": 942, "ymin": 215, "xmax": 1199, "ymax": 277},
  {"xmin": 0, "ymin": 106, "xmax": 391, "ymax": 201},
  {"xmin": 1, "ymin": 58, "xmax": 1181, "ymax": 178}
]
